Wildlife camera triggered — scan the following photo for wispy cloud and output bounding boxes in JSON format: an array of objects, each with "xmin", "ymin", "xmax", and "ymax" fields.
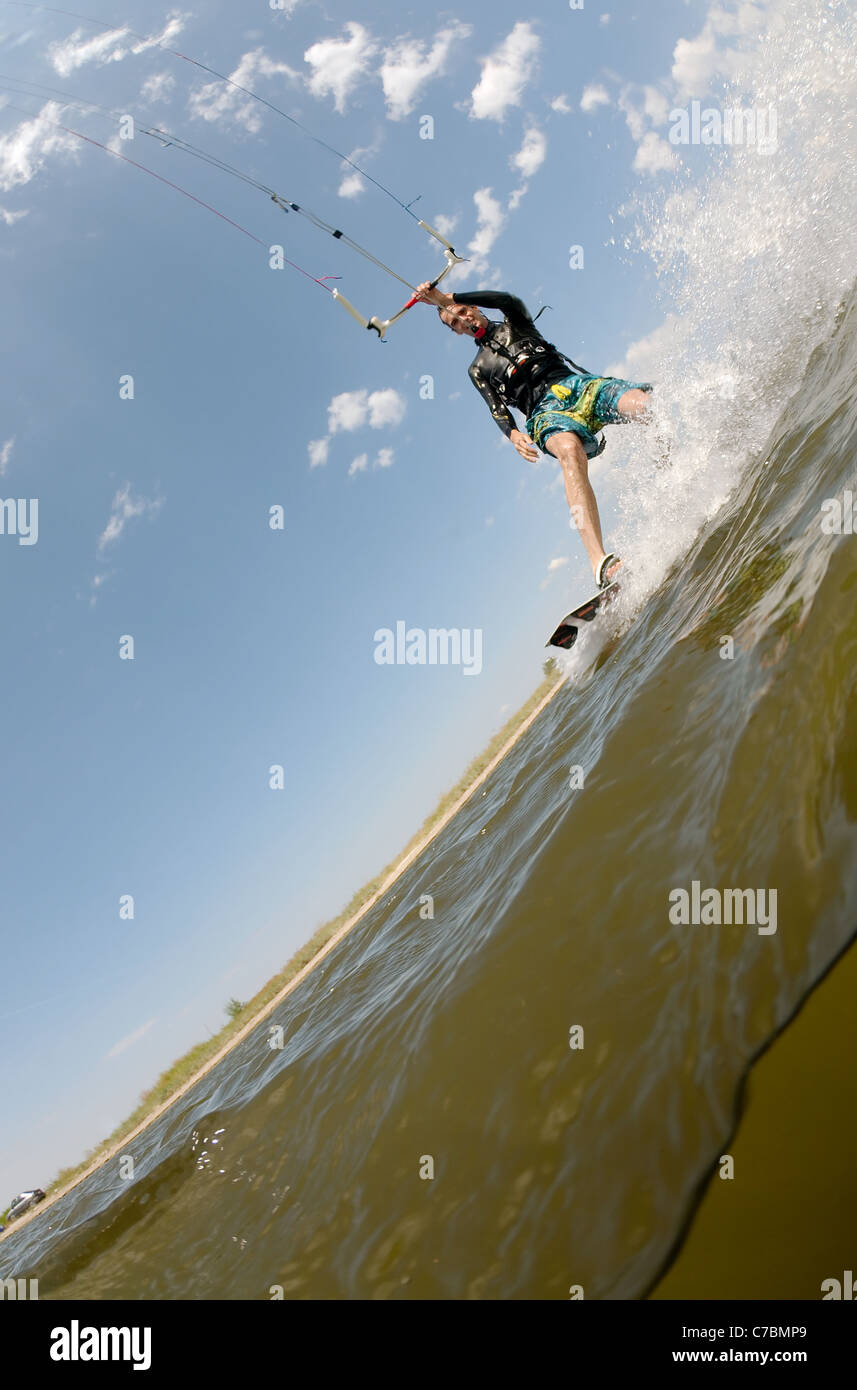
[
  {"xmin": 49, "ymin": 26, "xmax": 131, "ymax": 76},
  {"xmin": 509, "ymin": 125, "xmax": 546, "ymax": 209},
  {"xmin": 97, "ymin": 482, "xmax": 163, "ymax": 553},
  {"xmin": 189, "ymin": 49, "xmax": 298, "ymax": 132},
  {"xmin": 140, "ymin": 72, "xmax": 175, "ymax": 104},
  {"xmin": 633, "ymin": 131, "xmax": 678, "ymax": 175},
  {"xmin": 105, "ymin": 1016, "xmax": 158, "ymax": 1059},
  {"xmin": 48, "ymin": 13, "xmax": 185, "ymax": 78},
  {"xmin": 441, "ymin": 185, "xmax": 508, "ymax": 286},
  {"xmin": 619, "ymin": 84, "xmax": 670, "ymax": 140},
  {"xmin": 308, "ymin": 437, "xmax": 330, "ymax": 469},
  {"xmin": 617, "ymin": 84, "xmax": 677, "ymax": 176},
  {"xmin": 337, "ymin": 141, "xmax": 379, "ymax": 200},
  {"xmin": 0, "ymin": 436, "xmax": 14, "ymax": 476},
  {"xmin": 540, "ymin": 555, "xmax": 570, "ymax": 589},
  {"xmin": 0, "ymin": 102, "xmax": 79, "ymax": 193},
  {"xmin": 466, "ymin": 186, "xmax": 506, "ymax": 276},
  {"xmin": 348, "ymin": 447, "xmax": 395, "ymax": 477},
  {"xmin": 0, "ymin": 27, "xmax": 37, "ymax": 50},
  {"xmin": 511, "ymin": 125, "xmax": 547, "ymax": 180}
]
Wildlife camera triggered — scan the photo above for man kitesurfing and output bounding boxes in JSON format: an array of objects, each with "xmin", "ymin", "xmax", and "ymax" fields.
[
  {"xmin": 414, "ymin": 283, "xmax": 653, "ymax": 590},
  {"xmin": 1, "ymin": 4, "xmax": 649, "ymax": 604}
]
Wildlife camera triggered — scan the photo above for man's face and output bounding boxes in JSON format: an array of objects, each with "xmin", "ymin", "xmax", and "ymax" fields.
[{"xmin": 439, "ymin": 303, "xmax": 487, "ymax": 336}]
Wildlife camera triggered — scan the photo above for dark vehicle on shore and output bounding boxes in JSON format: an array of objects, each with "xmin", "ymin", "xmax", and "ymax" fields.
[{"xmin": 6, "ymin": 1189, "xmax": 46, "ymax": 1222}]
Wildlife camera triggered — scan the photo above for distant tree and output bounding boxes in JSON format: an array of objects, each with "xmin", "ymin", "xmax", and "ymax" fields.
[
  {"xmin": 542, "ymin": 657, "xmax": 559, "ymax": 678},
  {"xmin": 225, "ymin": 998, "xmax": 246, "ymax": 1021}
]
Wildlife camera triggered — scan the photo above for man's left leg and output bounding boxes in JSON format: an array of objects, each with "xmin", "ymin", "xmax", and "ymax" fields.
[{"xmin": 546, "ymin": 430, "xmax": 617, "ymax": 583}]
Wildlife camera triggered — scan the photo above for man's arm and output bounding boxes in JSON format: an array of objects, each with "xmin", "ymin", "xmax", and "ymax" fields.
[
  {"xmin": 451, "ymin": 290, "xmax": 535, "ymax": 334},
  {"xmin": 467, "ymin": 363, "xmax": 539, "ymax": 462},
  {"xmin": 413, "ymin": 282, "xmax": 540, "ymax": 462}
]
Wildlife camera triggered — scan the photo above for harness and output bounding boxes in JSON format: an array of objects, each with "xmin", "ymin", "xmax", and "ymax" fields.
[{"xmin": 483, "ymin": 322, "xmax": 607, "ymax": 455}]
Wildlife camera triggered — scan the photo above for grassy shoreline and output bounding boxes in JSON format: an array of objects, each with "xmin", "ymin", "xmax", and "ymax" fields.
[{"xmin": 3, "ymin": 666, "xmax": 565, "ymax": 1232}]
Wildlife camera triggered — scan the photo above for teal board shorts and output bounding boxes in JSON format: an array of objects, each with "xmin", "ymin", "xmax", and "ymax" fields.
[{"xmin": 526, "ymin": 373, "xmax": 653, "ymax": 458}]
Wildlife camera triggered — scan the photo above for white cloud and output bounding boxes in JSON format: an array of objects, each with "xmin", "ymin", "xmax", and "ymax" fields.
[
  {"xmin": 0, "ymin": 102, "xmax": 79, "ymax": 192},
  {"xmin": 97, "ymin": 482, "xmax": 163, "ymax": 552},
  {"xmin": 469, "ymin": 22, "xmax": 540, "ymax": 122},
  {"xmin": 442, "ymin": 188, "xmax": 507, "ymax": 283},
  {"xmin": 88, "ymin": 571, "xmax": 112, "ymax": 606},
  {"xmin": 381, "ymin": 20, "xmax": 471, "ymax": 121},
  {"xmin": 140, "ymin": 72, "xmax": 175, "ymax": 104},
  {"xmin": 328, "ymin": 389, "xmax": 370, "ymax": 434},
  {"xmin": 314, "ymin": 390, "xmax": 404, "ymax": 473},
  {"xmin": 367, "ymin": 388, "xmax": 406, "ymax": 429},
  {"xmin": 643, "ymin": 86, "xmax": 671, "ymax": 127},
  {"xmin": 540, "ymin": 554, "xmax": 570, "ymax": 590},
  {"xmin": 130, "ymin": 13, "xmax": 185, "ymax": 57},
  {"xmin": 550, "ymin": 94, "xmax": 571, "ymax": 114},
  {"xmin": 308, "ymin": 437, "xmax": 330, "ymax": 468},
  {"xmin": 338, "ymin": 171, "xmax": 364, "ymax": 199},
  {"xmin": 106, "ymin": 1017, "xmax": 158, "ymax": 1059},
  {"xmin": 432, "ymin": 212, "xmax": 458, "ymax": 240},
  {"xmin": 671, "ymin": 2, "xmax": 766, "ymax": 97},
  {"xmin": 603, "ymin": 312, "xmax": 680, "ymax": 381},
  {"xmin": 0, "ymin": 437, "xmax": 13, "ymax": 476},
  {"xmin": 327, "ymin": 387, "xmax": 406, "ymax": 434},
  {"xmin": 620, "ymin": 84, "xmax": 671, "ymax": 141},
  {"xmin": 509, "ymin": 127, "xmax": 546, "ymax": 212},
  {"xmin": 49, "ymin": 26, "xmax": 128, "ymax": 76},
  {"xmin": 580, "ymin": 83, "xmax": 610, "ymax": 114},
  {"xmin": 469, "ymin": 187, "xmax": 506, "ymax": 262},
  {"xmin": 600, "ymin": 13, "xmax": 611, "ymax": 24},
  {"xmin": 49, "ymin": 14, "xmax": 185, "ymax": 78},
  {"xmin": 349, "ymin": 447, "xmax": 395, "ymax": 476},
  {"xmin": 633, "ymin": 131, "xmax": 678, "ymax": 175},
  {"xmin": 189, "ymin": 49, "xmax": 298, "ymax": 132},
  {"xmin": 511, "ymin": 125, "xmax": 546, "ymax": 179},
  {"xmin": 337, "ymin": 143, "xmax": 377, "ymax": 199},
  {"xmin": 672, "ymin": 32, "xmax": 720, "ymax": 96},
  {"xmin": 304, "ymin": 22, "xmax": 376, "ymax": 113}
]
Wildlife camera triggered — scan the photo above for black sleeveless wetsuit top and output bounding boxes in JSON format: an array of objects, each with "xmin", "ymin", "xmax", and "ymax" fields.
[{"xmin": 451, "ymin": 290, "xmax": 590, "ymax": 437}]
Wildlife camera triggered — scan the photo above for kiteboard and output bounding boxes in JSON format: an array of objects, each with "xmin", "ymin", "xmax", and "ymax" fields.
[{"xmin": 546, "ymin": 581, "xmax": 620, "ymax": 650}]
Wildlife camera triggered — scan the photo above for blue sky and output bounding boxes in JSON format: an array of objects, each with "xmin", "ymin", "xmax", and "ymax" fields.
[{"xmin": 0, "ymin": 0, "xmax": 737, "ymax": 1195}]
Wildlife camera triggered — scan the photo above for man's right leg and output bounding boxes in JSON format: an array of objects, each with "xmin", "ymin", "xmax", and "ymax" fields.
[{"xmin": 546, "ymin": 430, "xmax": 617, "ymax": 583}]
